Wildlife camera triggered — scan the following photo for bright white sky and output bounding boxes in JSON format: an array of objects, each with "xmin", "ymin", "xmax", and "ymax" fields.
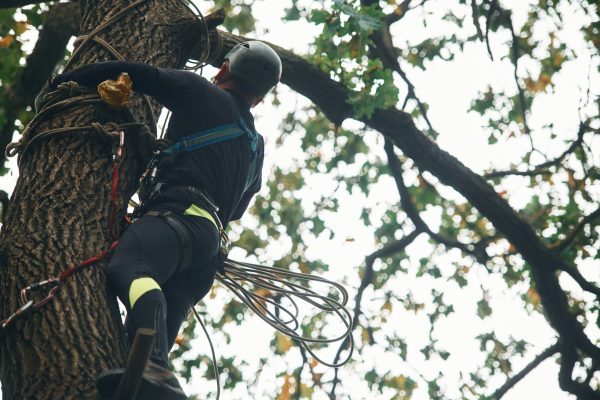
[{"xmin": 1, "ymin": 0, "xmax": 598, "ymax": 399}]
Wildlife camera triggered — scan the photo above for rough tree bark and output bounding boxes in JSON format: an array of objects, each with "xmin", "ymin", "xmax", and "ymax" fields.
[
  {"xmin": 0, "ymin": 0, "xmax": 205, "ymax": 398},
  {"xmin": 0, "ymin": 2, "xmax": 80, "ymax": 166}
]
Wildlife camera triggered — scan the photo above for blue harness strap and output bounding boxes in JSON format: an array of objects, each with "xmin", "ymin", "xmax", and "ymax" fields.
[
  {"xmin": 162, "ymin": 118, "xmax": 260, "ymax": 191},
  {"xmin": 163, "ymin": 123, "xmax": 247, "ymax": 155}
]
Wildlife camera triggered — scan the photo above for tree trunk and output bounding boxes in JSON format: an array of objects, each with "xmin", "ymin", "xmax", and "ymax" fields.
[{"xmin": 0, "ymin": 1, "xmax": 204, "ymax": 398}]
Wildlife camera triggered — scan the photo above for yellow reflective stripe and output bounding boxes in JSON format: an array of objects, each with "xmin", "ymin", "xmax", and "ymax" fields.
[
  {"xmin": 184, "ymin": 203, "xmax": 218, "ymax": 229},
  {"xmin": 129, "ymin": 277, "xmax": 161, "ymax": 308}
]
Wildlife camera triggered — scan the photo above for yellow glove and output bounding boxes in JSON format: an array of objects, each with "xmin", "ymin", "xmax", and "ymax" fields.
[{"xmin": 97, "ymin": 72, "xmax": 132, "ymax": 109}]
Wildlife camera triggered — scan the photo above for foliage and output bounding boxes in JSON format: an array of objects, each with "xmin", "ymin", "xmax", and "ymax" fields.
[{"xmin": 1, "ymin": 0, "xmax": 599, "ymax": 399}]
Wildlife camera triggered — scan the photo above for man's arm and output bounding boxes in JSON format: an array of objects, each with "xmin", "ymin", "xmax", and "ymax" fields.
[{"xmin": 53, "ymin": 61, "xmax": 211, "ymax": 111}]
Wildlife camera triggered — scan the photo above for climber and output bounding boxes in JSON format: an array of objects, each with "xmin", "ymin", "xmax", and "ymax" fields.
[{"xmin": 52, "ymin": 41, "xmax": 282, "ymax": 399}]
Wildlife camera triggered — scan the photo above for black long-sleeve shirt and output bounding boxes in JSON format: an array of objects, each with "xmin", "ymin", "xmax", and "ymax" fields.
[{"xmin": 56, "ymin": 61, "xmax": 264, "ymax": 226}]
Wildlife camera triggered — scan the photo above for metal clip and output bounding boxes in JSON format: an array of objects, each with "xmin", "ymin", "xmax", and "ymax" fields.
[
  {"xmin": 20, "ymin": 278, "xmax": 62, "ymax": 310},
  {"xmin": 1, "ymin": 300, "xmax": 34, "ymax": 329},
  {"xmin": 113, "ymin": 130, "xmax": 125, "ymax": 161},
  {"xmin": 219, "ymin": 229, "xmax": 230, "ymax": 255}
]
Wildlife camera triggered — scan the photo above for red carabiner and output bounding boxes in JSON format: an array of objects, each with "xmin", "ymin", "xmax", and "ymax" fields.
[{"xmin": 20, "ymin": 277, "xmax": 62, "ymax": 309}]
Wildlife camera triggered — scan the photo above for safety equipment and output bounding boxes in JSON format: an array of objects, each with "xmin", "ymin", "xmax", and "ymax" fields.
[
  {"xmin": 135, "ymin": 116, "xmax": 259, "ymax": 220},
  {"xmin": 225, "ymin": 41, "xmax": 282, "ymax": 96}
]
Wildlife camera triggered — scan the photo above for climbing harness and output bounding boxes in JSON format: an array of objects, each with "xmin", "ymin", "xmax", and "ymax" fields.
[{"xmin": 135, "ymin": 116, "xmax": 259, "ymax": 220}]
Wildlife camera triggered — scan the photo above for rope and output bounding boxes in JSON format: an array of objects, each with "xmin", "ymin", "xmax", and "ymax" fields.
[
  {"xmin": 193, "ymin": 308, "xmax": 221, "ymax": 400},
  {"xmin": 6, "ymin": 82, "xmax": 152, "ymax": 169},
  {"xmin": 1, "ymin": 128, "xmax": 126, "ymax": 329},
  {"xmin": 191, "ymin": 258, "xmax": 353, "ymax": 400},
  {"xmin": 217, "ymin": 260, "xmax": 354, "ymax": 367}
]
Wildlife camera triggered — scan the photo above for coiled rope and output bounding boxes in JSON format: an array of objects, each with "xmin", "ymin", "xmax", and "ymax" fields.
[{"xmin": 219, "ymin": 259, "xmax": 354, "ymax": 367}]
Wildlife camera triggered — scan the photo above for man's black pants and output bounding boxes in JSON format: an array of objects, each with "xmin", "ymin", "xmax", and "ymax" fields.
[{"xmin": 106, "ymin": 214, "xmax": 220, "ymax": 367}]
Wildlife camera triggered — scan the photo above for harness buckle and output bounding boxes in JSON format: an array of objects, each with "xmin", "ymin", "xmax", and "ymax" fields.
[{"xmin": 219, "ymin": 229, "xmax": 230, "ymax": 255}]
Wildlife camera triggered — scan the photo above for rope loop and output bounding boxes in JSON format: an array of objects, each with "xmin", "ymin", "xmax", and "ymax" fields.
[
  {"xmin": 57, "ymin": 80, "xmax": 85, "ymax": 97},
  {"xmin": 5, "ymin": 141, "xmax": 21, "ymax": 158}
]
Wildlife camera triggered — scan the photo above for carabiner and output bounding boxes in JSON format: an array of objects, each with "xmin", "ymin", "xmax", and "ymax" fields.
[
  {"xmin": 20, "ymin": 277, "xmax": 62, "ymax": 308},
  {"xmin": 1, "ymin": 300, "xmax": 34, "ymax": 329}
]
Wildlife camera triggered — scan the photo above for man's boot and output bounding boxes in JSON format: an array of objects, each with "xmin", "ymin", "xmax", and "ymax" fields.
[
  {"xmin": 98, "ymin": 290, "xmax": 184, "ymax": 399},
  {"xmin": 96, "ymin": 360, "xmax": 187, "ymax": 400}
]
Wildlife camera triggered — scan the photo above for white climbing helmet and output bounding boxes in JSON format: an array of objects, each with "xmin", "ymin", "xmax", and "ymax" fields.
[{"xmin": 225, "ymin": 41, "xmax": 282, "ymax": 96}]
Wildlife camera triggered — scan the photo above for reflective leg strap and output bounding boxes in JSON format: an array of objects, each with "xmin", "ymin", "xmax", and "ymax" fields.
[
  {"xmin": 183, "ymin": 204, "xmax": 218, "ymax": 229},
  {"xmin": 129, "ymin": 277, "xmax": 161, "ymax": 308}
]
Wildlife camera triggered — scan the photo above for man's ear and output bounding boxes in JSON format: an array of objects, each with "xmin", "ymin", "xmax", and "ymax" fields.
[{"xmin": 213, "ymin": 61, "xmax": 229, "ymax": 84}]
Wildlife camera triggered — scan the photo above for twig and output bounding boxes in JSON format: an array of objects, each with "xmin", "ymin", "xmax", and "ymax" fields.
[
  {"xmin": 483, "ymin": 0, "xmax": 498, "ymax": 60},
  {"xmin": 361, "ymin": 0, "xmax": 436, "ymax": 133},
  {"xmin": 552, "ymin": 207, "xmax": 600, "ymax": 253},
  {"xmin": 384, "ymin": 139, "xmax": 492, "ymax": 263},
  {"xmin": 485, "ymin": 122, "xmax": 587, "ymax": 179},
  {"xmin": 471, "ymin": 0, "xmax": 484, "ymax": 42},
  {"xmin": 329, "ymin": 230, "xmax": 421, "ymax": 398},
  {"xmin": 490, "ymin": 341, "xmax": 560, "ymax": 399},
  {"xmin": 293, "ymin": 343, "xmax": 308, "ymax": 400}
]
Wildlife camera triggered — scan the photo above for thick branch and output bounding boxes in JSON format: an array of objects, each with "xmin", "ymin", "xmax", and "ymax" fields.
[
  {"xmin": 0, "ymin": 2, "xmax": 79, "ymax": 165},
  {"xmin": 490, "ymin": 341, "xmax": 561, "ymax": 399},
  {"xmin": 210, "ymin": 31, "xmax": 600, "ymax": 363}
]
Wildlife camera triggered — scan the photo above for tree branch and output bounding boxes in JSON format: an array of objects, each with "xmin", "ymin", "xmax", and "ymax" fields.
[
  {"xmin": 384, "ymin": 139, "xmax": 492, "ymax": 263},
  {"xmin": 558, "ymin": 343, "xmax": 600, "ymax": 399},
  {"xmin": 483, "ymin": 0, "xmax": 499, "ymax": 60},
  {"xmin": 490, "ymin": 341, "xmax": 561, "ymax": 399},
  {"xmin": 383, "ymin": 0, "xmax": 413, "ymax": 25},
  {"xmin": 361, "ymin": 0, "xmax": 436, "ymax": 132},
  {"xmin": 471, "ymin": 0, "xmax": 484, "ymax": 42},
  {"xmin": 485, "ymin": 122, "xmax": 587, "ymax": 179},
  {"xmin": 0, "ymin": 2, "xmax": 79, "ymax": 166},
  {"xmin": 293, "ymin": 342, "xmax": 308, "ymax": 400},
  {"xmin": 553, "ymin": 207, "xmax": 600, "ymax": 253},
  {"xmin": 329, "ymin": 230, "xmax": 421, "ymax": 398},
  {"xmin": 211, "ymin": 31, "xmax": 600, "ymax": 366}
]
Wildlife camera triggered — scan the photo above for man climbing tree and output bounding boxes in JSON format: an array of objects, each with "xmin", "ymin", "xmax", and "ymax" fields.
[
  {"xmin": 49, "ymin": 41, "xmax": 281, "ymax": 399},
  {"xmin": 0, "ymin": 1, "xmax": 598, "ymax": 399}
]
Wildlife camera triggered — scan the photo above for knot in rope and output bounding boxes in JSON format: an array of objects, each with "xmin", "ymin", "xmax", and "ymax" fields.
[
  {"xmin": 56, "ymin": 80, "xmax": 84, "ymax": 98},
  {"xmin": 5, "ymin": 139, "xmax": 22, "ymax": 158},
  {"xmin": 153, "ymin": 138, "xmax": 172, "ymax": 152},
  {"xmin": 91, "ymin": 122, "xmax": 121, "ymax": 139}
]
